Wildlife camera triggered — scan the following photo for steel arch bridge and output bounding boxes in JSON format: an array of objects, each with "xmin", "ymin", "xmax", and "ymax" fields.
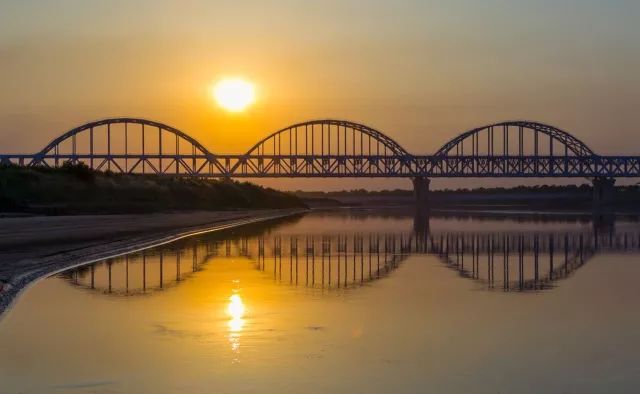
[{"xmin": 1, "ymin": 117, "xmax": 639, "ymax": 179}]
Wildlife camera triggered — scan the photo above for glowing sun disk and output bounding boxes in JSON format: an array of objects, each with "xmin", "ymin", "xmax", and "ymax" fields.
[{"xmin": 212, "ymin": 78, "xmax": 256, "ymax": 112}]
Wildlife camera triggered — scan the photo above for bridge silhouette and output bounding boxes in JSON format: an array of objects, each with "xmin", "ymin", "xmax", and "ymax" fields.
[
  {"xmin": 62, "ymin": 216, "xmax": 640, "ymax": 295},
  {"xmin": 1, "ymin": 117, "xmax": 637, "ymax": 207}
]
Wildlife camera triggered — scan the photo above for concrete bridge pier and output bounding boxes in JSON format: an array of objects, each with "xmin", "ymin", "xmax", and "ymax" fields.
[
  {"xmin": 413, "ymin": 177, "xmax": 431, "ymax": 210},
  {"xmin": 592, "ymin": 177, "xmax": 616, "ymax": 213}
]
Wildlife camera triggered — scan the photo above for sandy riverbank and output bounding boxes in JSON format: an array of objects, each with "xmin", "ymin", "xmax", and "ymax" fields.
[{"xmin": 0, "ymin": 209, "xmax": 307, "ymax": 316}]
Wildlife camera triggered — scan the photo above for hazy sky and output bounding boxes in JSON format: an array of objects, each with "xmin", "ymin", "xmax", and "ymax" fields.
[{"xmin": 1, "ymin": 0, "xmax": 638, "ymax": 189}]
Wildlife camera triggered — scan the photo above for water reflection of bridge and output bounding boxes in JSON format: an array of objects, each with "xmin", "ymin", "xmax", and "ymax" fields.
[{"xmin": 63, "ymin": 222, "xmax": 640, "ymax": 295}]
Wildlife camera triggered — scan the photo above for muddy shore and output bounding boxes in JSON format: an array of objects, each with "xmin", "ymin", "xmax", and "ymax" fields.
[{"xmin": 0, "ymin": 209, "xmax": 307, "ymax": 316}]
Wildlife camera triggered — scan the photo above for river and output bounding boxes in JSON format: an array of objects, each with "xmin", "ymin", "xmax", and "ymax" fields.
[{"xmin": 1, "ymin": 209, "xmax": 639, "ymax": 393}]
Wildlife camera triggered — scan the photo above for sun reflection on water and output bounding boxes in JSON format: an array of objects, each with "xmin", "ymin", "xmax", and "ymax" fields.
[
  {"xmin": 227, "ymin": 293, "xmax": 245, "ymax": 332},
  {"xmin": 226, "ymin": 281, "xmax": 246, "ymax": 360}
]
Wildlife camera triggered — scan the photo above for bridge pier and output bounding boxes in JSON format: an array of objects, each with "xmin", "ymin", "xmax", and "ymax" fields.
[
  {"xmin": 413, "ymin": 177, "xmax": 431, "ymax": 210},
  {"xmin": 592, "ymin": 177, "xmax": 616, "ymax": 213}
]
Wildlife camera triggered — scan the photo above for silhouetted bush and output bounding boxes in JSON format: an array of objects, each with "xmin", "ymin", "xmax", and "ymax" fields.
[
  {"xmin": 60, "ymin": 161, "xmax": 95, "ymax": 183},
  {"xmin": 0, "ymin": 165, "xmax": 306, "ymax": 214}
]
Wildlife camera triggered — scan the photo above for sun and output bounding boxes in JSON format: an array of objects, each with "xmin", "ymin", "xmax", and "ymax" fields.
[{"xmin": 212, "ymin": 78, "xmax": 256, "ymax": 112}]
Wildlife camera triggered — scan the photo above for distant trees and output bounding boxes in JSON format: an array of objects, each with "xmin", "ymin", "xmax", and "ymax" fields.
[{"xmin": 294, "ymin": 184, "xmax": 602, "ymax": 197}]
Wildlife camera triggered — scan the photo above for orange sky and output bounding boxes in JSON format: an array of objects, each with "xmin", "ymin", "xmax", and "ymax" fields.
[{"xmin": 1, "ymin": 1, "xmax": 638, "ymax": 190}]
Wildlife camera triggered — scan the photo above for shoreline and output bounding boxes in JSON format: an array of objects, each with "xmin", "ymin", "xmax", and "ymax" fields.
[{"xmin": 0, "ymin": 208, "xmax": 308, "ymax": 319}]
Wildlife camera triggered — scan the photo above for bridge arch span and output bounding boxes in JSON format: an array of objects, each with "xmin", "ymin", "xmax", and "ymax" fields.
[
  {"xmin": 241, "ymin": 119, "xmax": 410, "ymax": 157},
  {"xmin": 32, "ymin": 118, "xmax": 216, "ymax": 174},
  {"xmin": 37, "ymin": 118, "xmax": 212, "ymax": 157},
  {"xmin": 435, "ymin": 121, "xmax": 596, "ymax": 157}
]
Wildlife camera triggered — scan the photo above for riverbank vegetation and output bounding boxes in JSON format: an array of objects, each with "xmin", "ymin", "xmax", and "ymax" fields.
[
  {"xmin": 0, "ymin": 163, "xmax": 306, "ymax": 214},
  {"xmin": 295, "ymin": 184, "xmax": 640, "ymax": 197}
]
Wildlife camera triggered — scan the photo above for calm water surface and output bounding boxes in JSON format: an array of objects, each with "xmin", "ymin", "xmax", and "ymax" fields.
[{"xmin": 1, "ymin": 210, "xmax": 640, "ymax": 393}]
